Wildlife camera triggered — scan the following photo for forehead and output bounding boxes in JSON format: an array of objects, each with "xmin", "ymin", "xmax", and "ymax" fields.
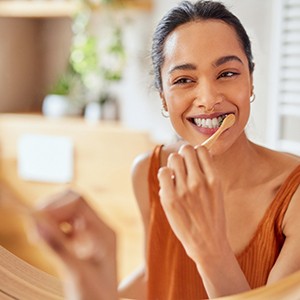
[{"xmin": 163, "ymin": 20, "xmax": 245, "ymax": 66}]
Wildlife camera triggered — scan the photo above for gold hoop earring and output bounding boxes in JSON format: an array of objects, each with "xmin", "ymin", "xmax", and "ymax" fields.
[
  {"xmin": 161, "ymin": 107, "xmax": 169, "ymax": 118},
  {"xmin": 250, "ymin": 94, "xmax": 256, "ymax": 103}
]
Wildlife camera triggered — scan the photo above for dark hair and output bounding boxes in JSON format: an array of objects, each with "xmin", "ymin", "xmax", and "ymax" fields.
[{"xmin": 151, "ymin": 0, "xmax": 255, "ymax": 92}]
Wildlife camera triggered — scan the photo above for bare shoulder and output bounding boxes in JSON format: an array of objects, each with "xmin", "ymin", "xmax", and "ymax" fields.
[
  {"xmin": 131, "ymin": 151, "xmax": 152, "ymax": 182},
  {"xmin": 276, "ymin": 149, "xmax": 300, "ymax": 257},
  {"xmin": 158, "ymin": 140, "xmax": 186, "ymax": 167},
  {"xmin": 281, "ymin": 155, "xmax": 300, "ymax": 235},
  {"xmin": 131, "ymin": 146, "xmax": 166, "ymax": 231},
  {"xmin": 131, "ymin": 144, "xmax": 173, "ymax": 198},
  {"xmin": 277, "ymin": 151, "xmax": 300, "ymax": 169},
  {"xmin": 131, "ymin": 151, "xmax": 153, "ymax": 223},
  {"xmin": 131, "ymin": 142, "xmax": 183, "ymax": 220},
  {"xmin": 255, "ymin": 144, "xmax": 300, "ymax": 181}
]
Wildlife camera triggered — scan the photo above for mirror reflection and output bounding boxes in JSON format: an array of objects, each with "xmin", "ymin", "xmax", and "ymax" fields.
[{"xmin": 0, "ymin": 0, "xmax": 299, "ymax": 299}]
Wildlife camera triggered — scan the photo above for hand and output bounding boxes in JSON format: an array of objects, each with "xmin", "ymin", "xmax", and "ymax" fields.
[
  {"xmin": 157, "ymin": 144, "xmax": 227, "ymax": 263},
  {"xmin": 33, "ymin": 189, "xmax": 118, "ymax": 300}
]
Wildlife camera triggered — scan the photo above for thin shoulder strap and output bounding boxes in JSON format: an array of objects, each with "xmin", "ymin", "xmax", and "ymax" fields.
[
  {"xmin": 273, "ymin": 165, "xmax": 300, "ymax": 230},
  {"xmin": 148, "ymin": 145, "xmax": 163, "ymax": 204}
]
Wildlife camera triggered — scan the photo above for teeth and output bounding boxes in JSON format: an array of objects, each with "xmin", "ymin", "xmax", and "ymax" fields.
[
  {"xmin": 212, "ymin": 118, "xmax": 218, "ymax": 127},
  {"xmin": 193, "ymin": 115, "xmax": 227, "ymax": 129},
  {"xmin": 194, "ymin": 118, "xmax": 201, "ymax": 126},
  {"xmin": 206, "ymin": 119, "xmax": 212, "ymax": 128}
]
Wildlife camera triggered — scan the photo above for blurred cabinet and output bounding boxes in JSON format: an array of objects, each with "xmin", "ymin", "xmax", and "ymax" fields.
[
  {"xmin": 0, "ymin": 0, "xmax": 152, "ymax": 113},
  {"xmin": 0, "ymin": 2, "xmax": 74, "ymax": 113}
]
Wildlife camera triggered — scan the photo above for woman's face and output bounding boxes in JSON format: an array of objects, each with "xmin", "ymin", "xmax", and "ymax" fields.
[{"xmin": 160, "ymin": 20, "xmax": 253, "ymax": 151}]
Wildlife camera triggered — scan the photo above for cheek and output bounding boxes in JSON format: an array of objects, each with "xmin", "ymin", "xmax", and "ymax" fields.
[
  {"xmin": 166, "ymin": 95, "xmax": 192, "ymax": 138},
  {"xmin": 237, "ymin": 86, "xmax": 251, "ymax": 106},
  {"xmin": 166, "ymin": 96, "xmax": 192, "ymax": 135},
  {"xmin": 234, "ymin": 88, "xmax": 251, "ymax": 126},
  {"xmin": 165, "ymin": 90, "xmax": 191, "ymax": 114}
]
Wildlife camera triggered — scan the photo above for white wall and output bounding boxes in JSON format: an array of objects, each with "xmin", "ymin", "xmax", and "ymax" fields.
[
  {"xmin": 117, "ymin": 0, "xmax": 274, "ymax": 145},
  {"xmin": 221, "ymin": 0, "xmax": 274, "ymax": 146}
]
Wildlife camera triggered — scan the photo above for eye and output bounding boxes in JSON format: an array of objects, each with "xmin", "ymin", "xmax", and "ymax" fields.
[
  {"xmin": 218, "ymin": 71, "xmax": 239, "ymax": 79},
  {"xmin": 173, "ymin": 77, "xmax": 195, "ymax": 85}
]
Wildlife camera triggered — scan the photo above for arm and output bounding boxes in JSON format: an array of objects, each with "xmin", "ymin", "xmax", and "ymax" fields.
[
  {"xmin": 118, "ymin": 152, "xmax": 152, "ymax": 300},
  {"xmin": 158, "ymin": 144, "xmax": 300, "ymax": 298},
  {"xmin": 158, "ymin": 144, "xmax": 251, "ymax": 298},
  {"xmin": 267, "ymin": 187, "xmax": 300, "ymax": 283}
]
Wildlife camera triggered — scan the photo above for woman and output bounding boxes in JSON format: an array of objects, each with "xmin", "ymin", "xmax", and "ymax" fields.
[{"xmin": 35, "ymin": 1, "xmax": 300, "ymax": 299}]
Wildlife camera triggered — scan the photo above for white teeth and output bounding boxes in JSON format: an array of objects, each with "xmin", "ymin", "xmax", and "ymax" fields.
[
  {"xmin": 193, "ymin": 117, "xmax": 222, "ymax": 129},
  {"xmin": 212, "ymin": 118, "xmax": 219, "ymax": 127},
  {"xmin": 205, "ymin": 119, "xmax": 212, "ymax": 128},
  {"xmin": 195, "ymin": 118, "xmax": 201, "ymax": 126}
]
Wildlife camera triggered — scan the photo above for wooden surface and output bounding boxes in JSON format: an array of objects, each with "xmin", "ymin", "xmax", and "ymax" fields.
[
  {"xmin": 0, "ymin": 1, "xmax": 78, "ymax": 18},
  {"xmin": 0, "ymin": 0, "xmax": 153, "ymax": 18},
  {"xmin": 0, "ymin": 114, "xmax": 154, "ymax": 280},
  {"xmin": 218, "ymin": 269, "xmax": 300, "ymax": 299}
]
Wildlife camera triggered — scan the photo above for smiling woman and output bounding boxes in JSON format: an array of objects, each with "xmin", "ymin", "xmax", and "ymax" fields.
[{"xmin": 159, "ymin": 19, "xmax": 252, "ymax": 152}]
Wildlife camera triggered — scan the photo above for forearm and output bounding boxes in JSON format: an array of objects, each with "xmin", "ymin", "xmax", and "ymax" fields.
[{"xmin": 194, "ymin": 242, "xmax": 250, "ymax": 298}]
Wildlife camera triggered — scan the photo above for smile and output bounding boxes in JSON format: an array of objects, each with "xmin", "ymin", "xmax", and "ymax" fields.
[{"xmin": 189, "ymin": 114, "xmax": 228, "ymax": 129}]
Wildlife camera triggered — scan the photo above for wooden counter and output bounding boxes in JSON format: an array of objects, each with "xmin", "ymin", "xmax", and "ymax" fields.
[{"xmin": 0, "ymin": 113, "xmax": 154, "ymax": 280}]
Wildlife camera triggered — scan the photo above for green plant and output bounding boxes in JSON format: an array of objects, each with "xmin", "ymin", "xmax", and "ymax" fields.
[
  {"xmin": 49, "ymin": 73, "xmax": 77, "ymax": 95},
  {"xmin": 49, "ymin": 0, "xmax": 126, "ymax": 108},
  {"xmin": 99, "ymin": 26, "xmax": 125, "ymax": 82}
]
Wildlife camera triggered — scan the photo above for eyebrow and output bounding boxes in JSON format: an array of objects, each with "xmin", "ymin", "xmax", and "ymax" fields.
[
  {"xmin": 168, "ymin": 63, "xmax": 197, "ymax": 75},
  {"xmin": 168, "ymin": 55, "xmax": 244, "ymax": 75},
  {"xmin": 213, "ymin": 55, "xmax": 243, "ymax": 67}
]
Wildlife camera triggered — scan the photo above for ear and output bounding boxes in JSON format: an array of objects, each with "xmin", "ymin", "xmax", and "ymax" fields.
[
  {"xmin": 250, "ymin": 72, "xmax": 254, "ymax": 94},
  {"xmin": 160, "ymin": 92, "xmax": 168, "ymax": 111}
]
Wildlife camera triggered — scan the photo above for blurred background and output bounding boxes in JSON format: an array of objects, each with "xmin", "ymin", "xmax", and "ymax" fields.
[
  {"xmin": 0, "ymin": 0, "xmax": 299, "ymax": 283},
  {"xmin": 0, "ymin": 0, "xmax": 299, "ymax": 152}
]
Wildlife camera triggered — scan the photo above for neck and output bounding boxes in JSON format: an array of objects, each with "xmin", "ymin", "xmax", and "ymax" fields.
[{"xmin": 212, "ymin": 133, "xmax": 261, "ymax": 192}]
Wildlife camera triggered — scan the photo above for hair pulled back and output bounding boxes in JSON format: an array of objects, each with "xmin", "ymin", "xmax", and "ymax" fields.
[{"xmin": 151, "ymin": 0, "xmax": 255, "ymax": 92}]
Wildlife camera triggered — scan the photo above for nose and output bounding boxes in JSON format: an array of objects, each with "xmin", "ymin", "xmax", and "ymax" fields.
[{"xmin": 193, "ymin": 80, "xmax": 223, "ymax": 112}]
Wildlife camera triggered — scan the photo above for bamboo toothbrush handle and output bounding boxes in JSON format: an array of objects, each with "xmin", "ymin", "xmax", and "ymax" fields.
[{"xmin": 201, "ymin": 114, "xmax": 236, "ymax": 150}]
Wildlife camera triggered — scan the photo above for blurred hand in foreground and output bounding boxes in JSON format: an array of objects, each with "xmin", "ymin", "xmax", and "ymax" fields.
[{"xmin": 33, "ymin": 189, "xmax": 118, "ymax": 300}]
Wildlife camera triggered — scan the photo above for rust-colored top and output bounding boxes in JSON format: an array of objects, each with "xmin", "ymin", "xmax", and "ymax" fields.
[{"xmin": 147, "ymin": 145, "xmax": 300, "ymax": 300}]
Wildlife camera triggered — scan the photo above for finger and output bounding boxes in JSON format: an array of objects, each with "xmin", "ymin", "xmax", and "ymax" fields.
[
  {"xmin": 179, "ymin": 144, "xmax": 203, "ymax": 179},
  {"xmin": 167, "ymin": 152, "xmax": 187, "ymax": 188},
  {"xmin": 194, "ymin": 146, "xmax": 218, "ymax": 186},
  {"xmin": 37, "ymin": 189, "xmax": 82, "ymax": 221},
  {"xmin": 158, "ymin": 166, "xmax": 175, "ymax": 189},
  {"xmin": 34, "ymin": 211, "xmax": 107, "ymax": 268},
  {"xmin": 37, "ymin": 189, "xmax": 103, "ymax": 231},
  {"xmin": 33, "ymin": 211, "xmax": 77, "ymax": 266},
  {"xmin": 37, "ymin": 188, "xmax": 114, "ymax": 247},
  {"xmin": 68, "ymin": 217, "xmax": 107, "ymax": 262}
]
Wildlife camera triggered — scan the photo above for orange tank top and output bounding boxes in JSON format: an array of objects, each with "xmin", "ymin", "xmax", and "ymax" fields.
[{"xmin": 147, "ymin": 145, "xmax": 300, "ymax": 300}]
